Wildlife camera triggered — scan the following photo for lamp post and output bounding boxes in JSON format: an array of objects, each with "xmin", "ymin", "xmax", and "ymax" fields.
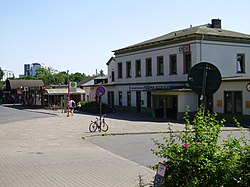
[{"xmin": 67, "ymin": 70, "xmax": 70, "ymax": 117}]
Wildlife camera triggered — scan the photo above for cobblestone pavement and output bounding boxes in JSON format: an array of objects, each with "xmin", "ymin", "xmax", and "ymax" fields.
[{"xmin": 0, "ymin": 108, "xmax": 242, "ymax": 187}]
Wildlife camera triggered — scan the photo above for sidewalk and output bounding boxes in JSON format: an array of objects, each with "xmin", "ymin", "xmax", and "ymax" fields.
[{"xmin": 0, "ymin": 108, "xmax": 245, "ymax": 187}]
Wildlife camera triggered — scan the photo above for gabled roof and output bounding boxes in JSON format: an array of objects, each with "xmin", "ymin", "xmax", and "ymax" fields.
[
  {"xmin": 6, "ymin": 79, "xmax": 44, "ymax": 90},
  {"xmin": 106, "ymin": 56, "xmax": 115, "ymax": 65},
  {"xmin": 113, "ymin": 23, "xmax": 250, "ymax": 55}
]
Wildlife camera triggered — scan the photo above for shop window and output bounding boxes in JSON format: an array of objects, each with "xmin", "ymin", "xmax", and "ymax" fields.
[
  {"xmin": 146, "ymin": 58, "xmax": 152, "ymax": 76},
  {"xmin": 236, "ymin": 54, "xmax": 245, "ymax": 73},
  {"xmin": 135, "ymin": 59, "xmax": 141, "ymax": 77},
  {"xmin": 126, "ymin": 61, "xmax": 131, "ymax": 78},
  {"xmin": 169, "ymin": 54, "xmax": 177, "ymax": 75},
  {"xmin": 183, "ymin": 53, "xmax": 191, "ymax": 74},
  {"xmin": 224, "ymin": 91, "xmax": 242, "ymax": 114},
  {"xmin": 157, "ymin": 56, "xmax": 164, "ymax": 75}
]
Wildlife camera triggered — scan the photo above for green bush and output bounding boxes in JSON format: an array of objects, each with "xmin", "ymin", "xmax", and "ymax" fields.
[
  {"xmin": 78, "ymin": 101, "xmax": 112, "ymax": 114},
  {"xmin": 152, "ymin": 107, "xmax": 249, "ymax": 186}
]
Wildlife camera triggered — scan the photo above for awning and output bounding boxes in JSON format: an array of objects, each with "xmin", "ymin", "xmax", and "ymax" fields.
[
  {"xmin": 6, "ymin": 80, "xmax": 44, "ymax": 90},
  {"xmin": 45, "ymin": 88, "xmax": 85, "ymax": 95}
]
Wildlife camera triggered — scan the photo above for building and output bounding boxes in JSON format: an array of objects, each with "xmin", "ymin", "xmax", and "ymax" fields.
[
  {"xmin": 80, "ymin": 76, "xmax": 108, "ymax": 101},
  {"xmin": 24, "ymin": 62, "xmax": 59, "ymax": 76},
  {"xmin": 3, "ymin": 79, "xmax": 44, "ymax": 106},
  {"xmin": 44, "ymin": 84, "xmax": 85, "ymax": 109},
  {"xmin": 102, "ymin": 19, "xmax": 250, "ymax": 122},
  {"xmin": 1, "ymin": 70, "xmax": 14, "ymax": 81}
]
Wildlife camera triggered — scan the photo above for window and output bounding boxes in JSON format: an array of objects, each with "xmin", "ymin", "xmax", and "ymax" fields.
[
  {"xmin": 224, "ymin": 91, "xmax": 242, "ymax": 114},
  {"xmin": 147, "ymin": 92, "xmax": 151, "ymax": 108},
  {"xmin": 169, "ymin": 54, "xmax": 177, "ymax": 74},
  {"xmin": 127, "ymin": 91, "xmax": 131, "ymax": 107},
  {"xmin": 118, "ymin": 62, "xmax": 122, "ymax": 79},
  {"xmin": 135, "ymin": 59, "xmax": 141, "ymax": 77},
  {"xmin": 237, "ymin": 54, "xmax": 245, "ymax": 73},
  {"xmin": 111, "ymin": 71, "xmax": 115, "ymax": 82},
  {"xmin": 157, "ymin": 56, "xmax": 164, "ymax": 75},
  {"xmin": 183, "ymin": 53, "xmax": 191, "ymax": 74},
  {"xmin": 146, "ymin": 58, "xmax": 152, "ymax": 76},
  {"xmin": 118, "ymin": 91, "xmax": 122, "ymax": 106},
  {"xmin": 107, "ymin": 91, "xmax": 114, "ymax": 107},
  {"xmin": 126, "ymin": 61, "xmax": 131, "ymax": 78}
]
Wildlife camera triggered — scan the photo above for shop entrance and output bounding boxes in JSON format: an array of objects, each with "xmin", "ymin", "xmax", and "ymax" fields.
[{"xmin": 153, "ymin": 95, "xmax": 178, "ymax": 119}]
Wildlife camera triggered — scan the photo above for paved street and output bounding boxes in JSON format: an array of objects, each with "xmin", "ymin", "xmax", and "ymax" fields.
[{"xmin": 0, "ymin": 105, "xmax": 248, "ymax": 186}]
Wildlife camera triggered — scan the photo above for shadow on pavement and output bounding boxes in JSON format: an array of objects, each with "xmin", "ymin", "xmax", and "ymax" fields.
[{"xmin": 76, "ymin": 110, "xmax": 249, "ymax": 128}]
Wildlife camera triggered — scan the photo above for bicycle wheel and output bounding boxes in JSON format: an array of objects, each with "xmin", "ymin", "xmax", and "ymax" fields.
[
  {"xmin": 101, "ymin": 121, "xmax": 109, "ymax": 132},
  {"xmin": 89, "ymin": 121, "xmax": 98, "ymax": 132}
]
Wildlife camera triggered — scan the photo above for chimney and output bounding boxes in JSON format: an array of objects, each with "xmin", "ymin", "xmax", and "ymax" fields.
[{"xmin": 211, "ymin": 19, "xmax": 221, "ymax": 29}]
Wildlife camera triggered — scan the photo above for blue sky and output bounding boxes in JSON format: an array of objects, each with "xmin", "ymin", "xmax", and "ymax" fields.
[{"xmin": 1, "ymin": 0, "xmax": 250, "ymax": 77}]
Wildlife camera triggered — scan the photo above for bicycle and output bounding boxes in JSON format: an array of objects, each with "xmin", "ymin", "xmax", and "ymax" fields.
[{"xmin": 89, "ymin": 114, "xmax": 109, "ymax": 132}]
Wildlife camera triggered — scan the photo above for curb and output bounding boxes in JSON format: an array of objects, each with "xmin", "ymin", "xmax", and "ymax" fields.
[{"xmin": 81, "ymin": 128, "xmax": 248, "ymax": 139}]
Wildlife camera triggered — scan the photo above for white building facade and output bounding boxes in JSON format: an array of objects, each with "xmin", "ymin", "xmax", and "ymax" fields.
[
  {"xmin": 1, "ymin": 70, "xmax": 14, "ymax": 81},
  {"xmin": 103, "ymin": 19, "xmax": 250, "ymax": 122}
]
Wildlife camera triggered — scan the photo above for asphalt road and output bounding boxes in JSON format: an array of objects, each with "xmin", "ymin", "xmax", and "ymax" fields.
[
  {"xmin": 0, "ymin": 104, "xmax": 55, "ymax": 124},
  {"xmin": 87, "ymin": 130, "xmax": 250, "ymax": 168}
]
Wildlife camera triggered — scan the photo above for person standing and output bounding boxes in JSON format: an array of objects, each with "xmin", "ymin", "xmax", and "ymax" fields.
[{"xmin": 69, "ymin": 99, "xmax": 76, "ymax": 115}]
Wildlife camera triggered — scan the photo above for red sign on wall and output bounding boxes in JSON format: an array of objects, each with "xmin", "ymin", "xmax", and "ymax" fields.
[{"xmin": 183, "ymin": 44, "xmax": 190, "ymax": 53}]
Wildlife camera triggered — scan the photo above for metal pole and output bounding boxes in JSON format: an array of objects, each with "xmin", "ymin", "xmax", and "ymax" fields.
[
  {"xmin": 201, "ymin": 66, "xmax": 208, "ymax": 116},
  {"xmin": 67, "ymin": 70, "xmax": 70, "ymax": 117}
]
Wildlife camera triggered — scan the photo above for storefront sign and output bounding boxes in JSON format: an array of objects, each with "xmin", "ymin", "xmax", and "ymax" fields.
[{"xmin": 129, "ymin": 85, "xmax": 183, "ymax": 91}]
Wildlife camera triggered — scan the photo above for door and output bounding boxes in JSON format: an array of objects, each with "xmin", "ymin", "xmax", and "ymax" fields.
[{"xmin": 136, "ymin": 91, "xmax": 141, "ymax": 113}]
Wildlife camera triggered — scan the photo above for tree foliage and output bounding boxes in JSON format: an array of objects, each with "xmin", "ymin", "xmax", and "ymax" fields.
[
  {"xmin": 0, "ymin": 67, "xmax": 4, "ymax": 80},
  {"xmin": 152, "ymin": 107, "xmax": 249, "ymax": 186},
  {"xmin": 15, "ymin": 67, "xmax": 96, "ymax": 86}
]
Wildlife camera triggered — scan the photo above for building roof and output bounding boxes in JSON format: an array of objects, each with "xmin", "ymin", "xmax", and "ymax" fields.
[
  {"xmin": 6, "ymin": 79, "xmax": 44, "ymax": 90},
  {"xmin": 113, "ymin": 21, "xmax": 250, "ymax": 55},
  {"xmin": 44, "ymin": 88, "xmax": 85, "ymax": 95},
  {"xmin": 106, "ymin": 56, "xmax": 115, "ymax": 65},
  {"xmin": 81, "ymin": 79, "xmax": 94, "ymax": 87},
  {"xmin": 80, "ymin": 76, "xmax": 108, "ymax": 87}
]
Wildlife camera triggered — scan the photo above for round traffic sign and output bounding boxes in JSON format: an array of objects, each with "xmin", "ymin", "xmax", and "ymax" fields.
[
  {"xmin": 96, "ymin": 86, "xmax": 106, "ymax": 97},
  {"xmin": 188, "ymin": 62, "xmax": 221, "ymax": 96},
  {"xmin": 246, "ymin": 83, "xmax": 250, "ymax": 92}
]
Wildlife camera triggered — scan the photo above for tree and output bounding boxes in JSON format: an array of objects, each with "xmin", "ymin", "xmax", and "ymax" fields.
[
  {"xmin": 35, "ymin": 67, "xmax": 53, "ymax": 85},
  {"xmin": 53, "ymin": 71, "xmax": 68, "ymax": 85},
  {"xmin": 0, "ymin": 67, "xmax": 4, "ymax": 80},
  {"xmin": 69, "ymin": 72, "xmax": 85, "ymax": 83}
]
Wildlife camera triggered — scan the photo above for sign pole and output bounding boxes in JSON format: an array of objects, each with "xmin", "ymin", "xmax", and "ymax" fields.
[
  {"xmin": 99, "ymin": 96, "xmax": 102, "ymax": 120},
  {"xmin": 201, "ymin": 66, "xmax": 208, "ymax": 116},
  {"xmin": 67, "ymin": 70, "xmax": 70, "ymax": 117}
]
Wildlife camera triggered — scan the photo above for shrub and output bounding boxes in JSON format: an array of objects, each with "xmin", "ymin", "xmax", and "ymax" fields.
[
  {"xmin": 152, "ymin": 107, "xmax": 249, "ymax": 186},
  {"xmin": 78, "ymin": 101, "xmax": 112, "ymax": 114}
]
